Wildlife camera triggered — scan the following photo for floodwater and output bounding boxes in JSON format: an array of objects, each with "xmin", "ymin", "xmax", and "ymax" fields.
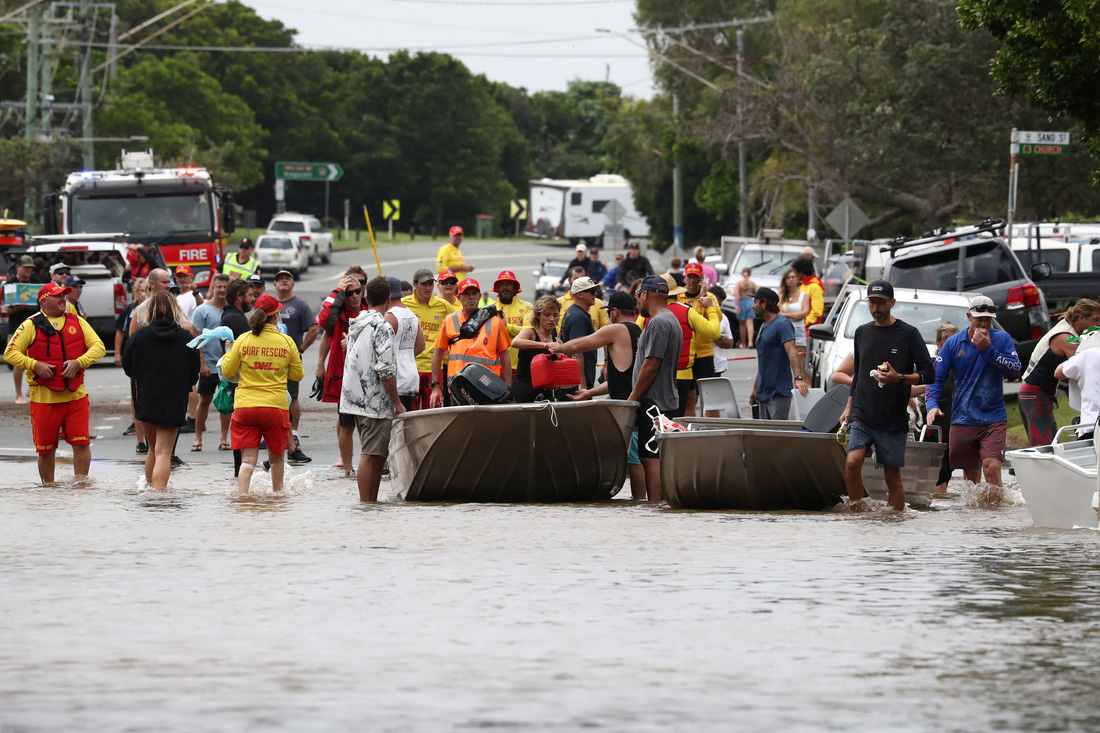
[{"xmin": 3, "ymin": 459, "xmax": 1100, "ymax": 732}]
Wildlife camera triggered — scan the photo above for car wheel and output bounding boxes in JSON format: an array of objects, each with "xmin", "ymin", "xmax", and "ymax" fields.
[{"xmin": 321, "ymin": 245, "xmax": 331, "ymax": 265}]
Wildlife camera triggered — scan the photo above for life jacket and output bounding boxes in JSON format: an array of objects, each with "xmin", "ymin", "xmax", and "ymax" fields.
[
  {"xmin": 222, "ymin": 252, "xmax": 260, "ymax": 279},
  {"xmin": 644, "ymin": 304, "xmax": 692, "ymax": 370},
  {"xmin": 445, "ymin": 310, "xmax": 504, "ymax": 379},
  {"xmin": 26, "ymin": 312, "xmax": 87, "ymax": 392}
]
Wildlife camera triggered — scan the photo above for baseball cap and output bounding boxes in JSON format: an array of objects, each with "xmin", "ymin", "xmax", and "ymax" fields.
[
  {"xmin": 603, "ymin": 291, "xmax": 636, "ymax": 313},
  {"xmin": 493, "ymin": 270, "xmax": 521, "ymax": 294},
  {"xmin": 438, "ymin": 269, "xmax": 458, "ymax": 283},
  {"xmin": 168, "ymin": 278, "xmax": 181, "ymax": 293},
  {"xmin": 274, "ymin": 269, "xmax": 294, "ymax": 280},
  {"xmin": 968, "ymin": 295, "xmax": 997, "ymax": 315},
  {"xmin": 49, "ymin": 262, "xmax": 70, "ymax": 274},
  {"xmin": 456, "ymin": 278, "xmax": 480, "ymax": 294},
  {"xmin": 570, "ymin": 276, "xmax": 599, "ymax": 295},
  {"xmin": 38, "ymin": 282, "xmax": 71, "ymax": 300},
  {"xmin": 386, "ymin": 275, "xmax": 403, "ymax": 299},
  {"xmin": 575, "ymin": 243, "xmax": 588, "ymax": 253},
  {"xmin": 752, "ymin": 287, "xmax": 779, "ymax": 305},
  {"xmin": 64, "ymin": 275, "xmax": 86, "ymax": 287},
  {"xmin": 255, "ymin": 294, "xmax": 283, "ymax": 316},
  {"xmin": 801, "ymin": 246, "xmax": 818, "ymax": 259},
  {"xmin": 684, "ymin": 262, "xmax": 704, "ymax": 277},
  {"xmin": 866, "ymin": 280, "xmax": 894, "ymax": 300},
  {"xmin": 247, "ymin": 273, "xmax": 264, "ymax": 285},
  {"xmin": 239, "ymin": 238, "xmax": 254, "ymax": 249},
  {"xmin": 628, "ymin": 241, "xmax": 641, "ymax": 249},
  {"xmin": 175, "ymin": 264, "xmax": 193, "ymax": 277},
  {"xmin": 17, "ymin": 255, "xmax": 34, "ymax": 267},
  {"xmin": 660, "ymin": 272, "xmax": 687, "ymax": 297},
  {"xmin": 449, "ymin": 225, "xmax": 464, "ymax": 237},
  {"xmin": 637, "ymin": 275, "xmax": 669, "ymax": 295},
  {"xmin": 413, "ymin": 268, "xmax": 435, "ymax": 284}
]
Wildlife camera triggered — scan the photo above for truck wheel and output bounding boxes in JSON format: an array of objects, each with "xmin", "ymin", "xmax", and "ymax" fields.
[{"xmin": 322, "ymin": 245, "xmax": 331, "ymax": 265}]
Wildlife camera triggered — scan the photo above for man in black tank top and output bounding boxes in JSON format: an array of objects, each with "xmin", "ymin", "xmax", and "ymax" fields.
[{"xmin": 549, "ymin": 291, "xmax": 646, "ymax": 498}]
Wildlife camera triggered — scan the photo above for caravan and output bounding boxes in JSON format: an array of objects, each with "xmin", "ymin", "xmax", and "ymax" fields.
[{"xmin": 525, "ymin": 174, "xmax": 650, "ymax": 246}]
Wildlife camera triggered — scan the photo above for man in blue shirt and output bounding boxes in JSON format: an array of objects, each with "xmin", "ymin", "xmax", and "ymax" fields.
[
  {"xmin": 602, "ymin": 252, "xmax": 624, "ymax": 292},
  {"xmin": 189, "ymin": 273, "xmax": 230, "ymax": 452},
  {"xmin": 926, "ymin": 295, "xmax": 1022, "ymax": 493},
  {"xmin": 751, "ymin": 287, "xmax": 809, "ymax": 420}
]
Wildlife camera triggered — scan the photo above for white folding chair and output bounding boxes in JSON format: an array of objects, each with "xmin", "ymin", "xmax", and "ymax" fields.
[
  {"xmin": 790, "ymin": 387, "xmax": 826, "ymax": 421},
  {"xmin": 697, "ymin": 377, "xmax": 741, "ymax": 418}
]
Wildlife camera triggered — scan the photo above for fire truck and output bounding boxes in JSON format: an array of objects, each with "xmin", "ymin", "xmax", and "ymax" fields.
[{"xmin": 42, "ymin": 149, "xmax": 235, "ymax": 287}]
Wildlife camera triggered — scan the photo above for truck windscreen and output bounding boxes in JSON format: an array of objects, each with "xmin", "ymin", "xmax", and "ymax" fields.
[{"xmin": 71, "ymin": 192, "xmax": 214, "ymax": 236}]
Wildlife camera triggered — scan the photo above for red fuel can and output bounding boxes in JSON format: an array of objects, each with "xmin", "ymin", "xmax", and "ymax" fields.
[{"xmin": 530, "ymin": 353, "xmax": 581, "ymax": 390}]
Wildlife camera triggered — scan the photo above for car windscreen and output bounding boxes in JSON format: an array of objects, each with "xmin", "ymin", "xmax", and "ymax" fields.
[
  {"xmin": 733, "ymin": 251, "xmax": 802, "ymax": 276},
  {"xmin": 889, "ymin": 241, "xmax": 1019, "ymax": 291},
  {"xmin": 1014, "ymin": 247, "xmax": 1070, "ymax": 271},
  {"xmin": 844, "ymin": 300, "xmax": 970, "ymax": 343},
  {"xmin": 544, "ymin": 263, "xmax": 568, "ymax": 278},
  {"xmin": 269, "ymin": 221, "xmax": 306, "ymax": 233},
  {"xmin": 824, "ymin": 259, "xmax": 853, "ymax": 284},
  {"xmin": 259, "ymin": 237, "xmax": 293, "ymax": 250}
]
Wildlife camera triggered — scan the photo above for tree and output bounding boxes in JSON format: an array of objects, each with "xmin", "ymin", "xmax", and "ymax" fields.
[{"xmin": 958, "ymin": 0, "xmax": 1100, "ymax": 183}]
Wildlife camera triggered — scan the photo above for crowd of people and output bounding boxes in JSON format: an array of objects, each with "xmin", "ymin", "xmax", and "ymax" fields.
[{"xmin": 8, "ymin": 228, "xmax": 1100, "ymax": 511}]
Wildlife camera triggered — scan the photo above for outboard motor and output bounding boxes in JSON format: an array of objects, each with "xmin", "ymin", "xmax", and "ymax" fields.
[{"xmin": 449, "ymin": 364, "xmax": 515, "ymax": 406}]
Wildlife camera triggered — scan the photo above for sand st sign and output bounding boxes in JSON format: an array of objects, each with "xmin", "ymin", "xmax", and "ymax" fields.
[{"xmin": 1014, "ymin": 130, "xmax": 1071, "ymax": 157}]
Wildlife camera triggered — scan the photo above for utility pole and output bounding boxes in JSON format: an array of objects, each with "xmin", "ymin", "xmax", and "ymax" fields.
[
  {"xmin": 672, "ymin": 92, "xmax": 684, "ymax": 251},
  {"xmin": 23, "ymin": 5, "xmax": 41, "ymax": 227},
  {"xmin": 737, "ymin": 28, "xmax": 747, "ymax": 237},
  {"xmin": 80, "ymin": 0, "xmax": 95, "ymax": 169}
]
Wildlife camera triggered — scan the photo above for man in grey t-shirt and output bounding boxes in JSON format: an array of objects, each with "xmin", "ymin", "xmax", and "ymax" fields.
[{"xmin": 628, "ymin": 276, "xmax": 684, "ymax": 502}]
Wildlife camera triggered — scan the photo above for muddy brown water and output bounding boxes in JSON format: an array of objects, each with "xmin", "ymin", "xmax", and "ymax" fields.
[{"xmin": 2, "ymin": 459, "xmax": 1099, "ymax": 732}]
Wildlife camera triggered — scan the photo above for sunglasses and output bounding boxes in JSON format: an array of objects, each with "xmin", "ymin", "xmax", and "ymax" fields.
[
  {"xmin": 970, "ymin": 305, "xmax": 996, "ymax": 314},
  {"xmin": 440, "ymin": 280, "xmax": 458, "ymax": 286},
  {"xmin": 348, "ymin": 288, "xmax": 362, "ymax": 296}
]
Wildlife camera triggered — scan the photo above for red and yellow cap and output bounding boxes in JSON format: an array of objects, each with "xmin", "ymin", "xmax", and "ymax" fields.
[
  {"xmin": 449, "ymin": 225, "xmax": 464, "ymax": 237},
  {"xmin": 493, "ymin": 270, "xmax": 521, "ymax": 294},
  {"xmin": 254, "ymin": 294, "xmax": 283, "ymax": 316},
  {"xmin": 175, "ymin": 264, "xmax": 193, "ymax": 277},
  {"xmin": 456, "ymin": 278, "xmax": 480, "ymax": 294},
  {"xmin": 38, "ymin": 282, "xmax": 71, "ymax": 300},
  {"xmin": 438, "ymin": 269, "xmax": 458, "ymax": 283},
  {"xmin": 684, "ymin": 262, "xmax": 704, "ymax": 277}
]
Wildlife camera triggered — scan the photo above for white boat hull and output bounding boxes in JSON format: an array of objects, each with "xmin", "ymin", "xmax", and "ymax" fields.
[{"xmin": 1006, "ymin": 437, "xmax": 1098, "ymax": 529}]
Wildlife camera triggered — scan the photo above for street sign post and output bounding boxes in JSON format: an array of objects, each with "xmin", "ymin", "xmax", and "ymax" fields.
[
  {"xmin": 510, "ymin": 198, "xmax": 527, "ymax": 238},
  {"xmin": 825, "ymin": 196, "xmax": 869, "ymax": 240},
  {"xmin": 274, "ymin": 162, "xmax": 344, "ymax": 182},
  {"xmin": 382, "ymin": 199, "xmax": 400, "ymax": 240},
  {"xmin": 603, "ymin": 199, "xmax": 628, "ymax": 249},
  {"xmin": 1008, "ymin": 129, "xmax": 1072, "ymax": 243}
]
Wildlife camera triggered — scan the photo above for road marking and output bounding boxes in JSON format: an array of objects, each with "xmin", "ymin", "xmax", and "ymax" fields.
[{"xmin": 94, "ymin": 425, "xmax": 113, "ymax": 430}]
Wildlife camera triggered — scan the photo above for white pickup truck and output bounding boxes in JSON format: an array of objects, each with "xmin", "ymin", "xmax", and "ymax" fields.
[
  {"xmin": 266, "ymin": 213, "xmax": 334, "ymax": 266},
  {"xmin": 21, "ymin": 241, "xmax": 133, "ymax": 347}
]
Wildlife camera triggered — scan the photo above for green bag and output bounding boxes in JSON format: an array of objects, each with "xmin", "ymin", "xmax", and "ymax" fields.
[{"xmin": 213, "ymin": 380, "xmax": 234, "ymax": 415}]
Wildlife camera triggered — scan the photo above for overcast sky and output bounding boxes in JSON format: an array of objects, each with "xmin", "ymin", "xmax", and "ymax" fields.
[{"xmin": 244, "ymin": 0, "xmax": 657, "ymax": 98}]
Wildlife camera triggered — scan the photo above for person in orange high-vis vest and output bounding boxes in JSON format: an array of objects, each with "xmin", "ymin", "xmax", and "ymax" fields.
[
  {"xmin": 4, "ymin": 282, "xmax": 106, "ymax": 482},
  {"xmin": 429, "ymin": 278, "xmax": 511, "ymax": 408}
]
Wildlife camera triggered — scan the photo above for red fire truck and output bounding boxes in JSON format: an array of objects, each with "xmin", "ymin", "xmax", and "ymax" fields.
[{"xmin": 43, "ymin": 149, "xmax": 235, "ymax": 287}]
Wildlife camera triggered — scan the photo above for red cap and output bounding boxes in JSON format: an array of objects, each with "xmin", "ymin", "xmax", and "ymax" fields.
[
  {"xmin": 456, "ymin": 278, "xmax": 480, "ymax": 294},
  {"xmin": 449, "ymin": 225, "xmax": 464, "ymax": 237},
  {"xmin": 255, "ymin": 294, "xmax": 283, "ymax": 316},
  {"xmin": 684, "ymin": 262, "xmax": 704, "ymax": 277},
  {"xmin": 492, "ymin": 270, "xmax": 521, "ymax": 294},
  {"xmin": 438, "ymin": 269, "xmax": 458, "ymax": 283},
  {"xmin": 175, "ymin": 264, "xmax": 193, "ymax": 277},
  {"xmin": 38, "ymin": 282, "xmax": 71, "ymax": 300}
]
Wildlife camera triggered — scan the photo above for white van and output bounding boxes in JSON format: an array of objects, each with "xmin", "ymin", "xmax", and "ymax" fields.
[{"xmin": 525, "ymin": 174, "xmax": 650, "ymax": 245}]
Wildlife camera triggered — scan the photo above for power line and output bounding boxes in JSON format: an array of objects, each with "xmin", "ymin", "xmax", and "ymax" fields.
[
  {"xmin": 83, "ymin": 40, "xmax": 642, "ymax": 58},
  {"xmin": 379, "ymin": 0, "xmax": 631, "ymax": 4}
]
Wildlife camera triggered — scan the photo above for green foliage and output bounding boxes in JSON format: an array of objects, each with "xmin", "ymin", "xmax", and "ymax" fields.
[
  {"xmin": 0, "ymin": 139, "xmax": 80, "ymax": 219},
  {"xmin": 958, "ymin": 0, "xmax": 1100, "ymax": 183}
]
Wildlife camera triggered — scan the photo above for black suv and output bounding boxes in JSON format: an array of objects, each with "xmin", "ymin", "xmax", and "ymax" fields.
[{"xmin": 882, "ymin": 222, "xmax": 1052, "ymax": 364}]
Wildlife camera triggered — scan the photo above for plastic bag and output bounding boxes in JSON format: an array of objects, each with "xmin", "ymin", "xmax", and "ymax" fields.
[{"xmin": 213, "ymin": 380, "xmax": 234, "ymax": 415}]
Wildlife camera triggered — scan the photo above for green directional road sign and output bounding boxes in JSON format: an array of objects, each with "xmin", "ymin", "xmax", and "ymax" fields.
[{"xmin": 275, "ymin": 161, "xmax": 344, "ymax": 182}]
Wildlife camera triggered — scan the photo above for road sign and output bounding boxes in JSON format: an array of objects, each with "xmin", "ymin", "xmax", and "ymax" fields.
[
  {"xmin": 1019, "ymin": 142, "xmax": 1066, "ymax": 157},
  {"xmin": 825, "ymin": 195, "xmax": 870, "ymax": 240},
  {"xmin": 275, "ymin": 161, "xmax": 344, "ymax": 182},
  {"xmin": 510, "ymin": 199, "xmax": 527, "ymax": 219},
  {"xmin": 1018, "ymin": 131, "xmax": 1070, "ymax": 146},
  {"xmin": 383, "ymin": 200, "xmax": 400, "ymax": 221},
  {"xmin": 602, "ymin": 199, "xmax": 627, "ymax": 225}
]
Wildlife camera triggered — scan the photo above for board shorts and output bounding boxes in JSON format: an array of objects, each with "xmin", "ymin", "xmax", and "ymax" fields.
[
  {"xmin": 692, "ymin": 357, "xmax": 715, "ymax": 382},
  {"xmin": 197, "ymin": 373, "xmax": 220, "ymax": 397},
  {"xmin": 949, "ymin": 421, "xmax": 1007, "ymax": 471},
  {"xmin": 286, "ymin": 378, "xmax": 300, "ymax": 401},
  {"xmin": 737, "ymin": 297, "xmax": 754, "ymax": 321},
  {"xmin": 231, "ymin": 406, "xmax": 291, "ymax": 454},
  {"xmin": 628, "ymin": 430, "xmax": 640, "ymax": 465},
  {"xmin": 355, "ymin": 415, "xmax": 393, "ymax": 457},
  {"xmin": 30, "ymin": 396, "xmax": 90, "ymax": 454},
  {"xmin": 1017, "ymin": 383, "xmax": 1055, "ymax": 446},
  {"xmin": 847, "ymin": 420, "xmax": 907, "ymax": 468}
]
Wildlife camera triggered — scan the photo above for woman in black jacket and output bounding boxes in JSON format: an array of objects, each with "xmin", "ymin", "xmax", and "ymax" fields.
[{"xmin": 122, "ymin": 291, "xmax": 201, "ymax": 489}]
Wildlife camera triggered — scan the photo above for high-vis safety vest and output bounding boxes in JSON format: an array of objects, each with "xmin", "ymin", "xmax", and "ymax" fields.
[
  {"xmin": 26, "ymin": 312, "xmax": 88, "ymax": 391},
  {"xmin": 223, "ymin": 252, "xmax": 260, "ymax": 279},
  {"xmin": 444, "ymin": 310, "xmax": 504, "ymax": 379}
]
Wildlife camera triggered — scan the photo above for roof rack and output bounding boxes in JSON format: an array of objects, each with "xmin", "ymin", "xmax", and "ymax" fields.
[{"xmin": 885, "ymin": 218, "xmax": 1004, "ymax": 256}]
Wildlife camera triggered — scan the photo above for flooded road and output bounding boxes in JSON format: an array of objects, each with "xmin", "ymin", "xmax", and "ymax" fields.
[{"xmin": 3, "ymin": 459, "xmax": 1100, "ymax": 732}]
